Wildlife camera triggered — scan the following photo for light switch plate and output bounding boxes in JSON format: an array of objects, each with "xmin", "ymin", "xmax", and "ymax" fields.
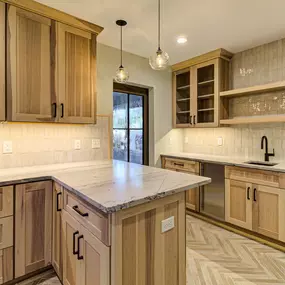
[
  {"xmin": 74, "ymin": 140, "xmax": 81, "ymax": 150},
  {"xmin": 217, "ymin": 137, "xmax": 223, "ymax": 146},
  {"xmin": 3, "ymin": 141, "xmax": 13, "ymax": 154},
  {"xmin": 92, "ymin": 139, "xmax": 101, "ymax": 149},
  {"xmin": 161, "ymin": 216, "xmax": 175, "ymax": 233}
]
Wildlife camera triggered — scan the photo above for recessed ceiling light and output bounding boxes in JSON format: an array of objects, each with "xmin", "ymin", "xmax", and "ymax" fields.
[{"xmin": 177, "ymin": 36, "xmax": 187, "ymax": 44}]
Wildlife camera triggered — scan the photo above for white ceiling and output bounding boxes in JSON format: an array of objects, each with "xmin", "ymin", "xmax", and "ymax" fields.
[{"xmin": 37, "ymin": 0, "xmax": 285, "ymax": 64}]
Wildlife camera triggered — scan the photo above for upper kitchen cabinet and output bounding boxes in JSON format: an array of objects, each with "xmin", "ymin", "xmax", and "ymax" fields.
[
  {"xmin": 172, "ymin": 49, "xmax": 232, "ymax": 128},
  {"xmin": 0, "ymin": 3, "xmax": 5, "ymax": 121},
  {"xmin": 6, "ymin": 6, "xmax": 56, "ymax": 122},
  {"xmin": 57, "ymin": 23, "xmax": 97, "ymax": 124}
]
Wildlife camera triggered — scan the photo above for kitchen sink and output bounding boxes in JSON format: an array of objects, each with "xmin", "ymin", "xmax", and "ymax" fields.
[{"xmin": 244, "ymin": 161, "xmax": 278, "ymax": 167}]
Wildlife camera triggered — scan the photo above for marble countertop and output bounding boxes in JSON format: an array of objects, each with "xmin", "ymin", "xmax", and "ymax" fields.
[
  {"xmin": 161, "ymin": 152, "xmax": 285, "ymax": 173},
  {"xmin": 0, "ymin": 160, "xmax": 211, "ymax": 213}
]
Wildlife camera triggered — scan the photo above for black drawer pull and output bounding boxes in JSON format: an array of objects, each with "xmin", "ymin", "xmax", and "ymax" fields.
[
  {"xmin": 190, "ymin": 115, "xmax": 192, "ymax": 125},
  {"xmin": 73, "ymin": 205, "xmax": 89, "ymax": 217},
  {"xmin": 247, "ymin": 187, "xmax": 250, "ymax": 200},
  {"xmin": 56, "ymin": 192, "xmax": 62, "ymax": 212},
  {"xmin": 73, "ymin": 231, "xmax": 79, "ymax": 255},
  {"xmin": 77, "ymin": 235, "xmax": 84, "ymax": 260},
  {"xmin": 253, "ymin": 188, "xmax": 257, "ymax": 202},
  {"xmin": 193, "ymin": 115, "xmax": 196, "ymax": 125},
  {"xmin": 52, "ymin": 103, "xmax": 57, "ymax": 118},
  {"xmin": 61, "ymin": 103, "xmax": 64, "ymax": 118},
  {"xmin": 174, "ymin": 162, "xmax": 184, "ymax": 167}
]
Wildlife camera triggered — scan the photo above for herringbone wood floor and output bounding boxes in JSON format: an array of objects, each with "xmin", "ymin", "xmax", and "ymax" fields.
[
  {"xmin": 187, "ymin": 215, "xmax": 285, "ymax": 285},
  {"xmin": 17, "ymin": 215, "xmax": 285, "ymax": 285}
]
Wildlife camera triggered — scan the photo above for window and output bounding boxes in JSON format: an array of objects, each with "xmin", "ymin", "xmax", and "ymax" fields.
[{"xmin": 113, "ymin": 83, "xmax": 148, "ymax": 165}]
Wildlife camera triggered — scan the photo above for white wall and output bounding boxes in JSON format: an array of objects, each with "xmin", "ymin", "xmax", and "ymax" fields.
[{"xmin": 97, "ymin": 43, "xmax": 183, "ymax": 166}]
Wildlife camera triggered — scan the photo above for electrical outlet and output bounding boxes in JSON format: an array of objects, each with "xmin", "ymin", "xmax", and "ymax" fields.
[
  {"xmin": 217, "ymin": 137, "xmax": 223, "ymax": 146},
  {"xmin": 161, "ymin": 216, "xmax": 175, "ymax": 233},
  {"xmin": 3, "ymin": 141, "xmax": 13, "ymax": 154},
  {"xmin": 92, "ymin": 139, "xmax": 101, "ymax": 149},
  {"xmin": 74, "ymin": 140, "xmax": 81, "ymax": 150},
  {"xmin": 184, "ymin": 137, "xmax": 189, "ymax": 144}
]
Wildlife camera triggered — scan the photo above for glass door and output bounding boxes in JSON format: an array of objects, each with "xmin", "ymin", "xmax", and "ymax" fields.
[{"xmin": 113, "ymin": 86, "xmax": 148, "ymax": 165}]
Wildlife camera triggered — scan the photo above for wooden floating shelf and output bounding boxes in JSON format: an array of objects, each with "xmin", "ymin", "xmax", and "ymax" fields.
[
  {"xmin": 220, "ymin": 80, "xmax": 285, "ymax": 98},
  {"xmin": 198, "ymin": 79, "xmax": 214, "ymax": 86},
  {"xmin": 220, "ymin": 115, "xmax": 285, "ymax": 125},
  {"xmin": 198, "ymin": 94, "xmax": 214, "ymax": 100},
  {"xmin": 177, "ymin": 98, "xmax": 190, "ymax": 102},
  {"xmin": 198, "ymin": 108, "xmax": 214, "ymax": 112},
  {"xmin": 177, "ymin": 110, "xmax": 191, "ymax": 114},
  {"xmin": 177, "ymin": 84, "xmax": 190, "ymax": 90}
]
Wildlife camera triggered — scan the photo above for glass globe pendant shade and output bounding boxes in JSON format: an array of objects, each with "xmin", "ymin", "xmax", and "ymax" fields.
[
  {"xmin": 149, "ymin": 48, "xmax": 169, "ymax": 70},
  {"xmin": 115, "ymin": 65, "xmax": 129, "ymax": 83}
]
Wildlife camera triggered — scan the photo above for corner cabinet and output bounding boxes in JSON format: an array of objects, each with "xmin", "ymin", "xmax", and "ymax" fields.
[
  {"xmin": 0, "ymin": 2, "xmax": 5, "ymax": 121},
  {"xmin": 173, "ymin": 49, "xmax": 232, "ymax": 128},
  {"xmin": 57, "ymin": 23, "xmax": 97, "ymax": 124}
]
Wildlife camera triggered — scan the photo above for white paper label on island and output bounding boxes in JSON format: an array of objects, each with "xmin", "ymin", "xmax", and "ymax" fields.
[{"xmin": 161, "ymin": 216, "xmax": 175, "ymax": 233}]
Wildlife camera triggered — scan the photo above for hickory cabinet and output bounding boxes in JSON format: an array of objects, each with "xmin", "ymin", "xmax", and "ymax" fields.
[
  {"xmin": 2, "ymin": 2, "xmax": 100, "ymax": 124},
  {"xmin": 225, "ymin": 166, "xmax": 285, "ymax": 242}
]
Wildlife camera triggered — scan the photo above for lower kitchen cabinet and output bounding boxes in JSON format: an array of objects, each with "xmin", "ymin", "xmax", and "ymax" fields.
[
  {"xmin": 52, "ymin": 183, "xmax": 63, "ymax": 281},
  {"xmin": 62, "ymin": 210, "xmax": 110, "ymax": 285},
  {"xmin": 0, "ymin": 247, "xmax": 13, "ymax": 284},
  {"xmin": 15, "ymin": 181, "xmax": 52, "ymax": 278}
]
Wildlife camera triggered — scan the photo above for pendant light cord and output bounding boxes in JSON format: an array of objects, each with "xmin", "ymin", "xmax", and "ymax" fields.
[
  {"xmin": 158, "ymin": 0, "xmax": 161, "ymax": 49},
  {"xmin": 120, "ymin": 25, "xmax": 123, "ymax": 67}
]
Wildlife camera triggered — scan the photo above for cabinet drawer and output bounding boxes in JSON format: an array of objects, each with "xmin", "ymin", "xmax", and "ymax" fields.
[
  {"xmin": 0, "ymin": 186, "xmax": 13, "ymax": 218},
  {"xmin": 64, "ymin": 190, "xmax": 110, "ymax": 246},
  {"xmin": 163, "ymin": 157, "xmax": 199, "ymax": 173},
  {"xmin": 225, "ymin": 166, "xmax": 281, "ymax": 188},
  {"xmin": 0, "ymin": 217, "xmax": 13, "ymax": 250},
  {"xmin": 0, "ymin": 247, "xmax": 13, "ymax": 284}
]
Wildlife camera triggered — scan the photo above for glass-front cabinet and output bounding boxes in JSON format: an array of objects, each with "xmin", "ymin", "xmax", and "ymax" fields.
[{"xmin": 173, "ymin": 49, "xmax": 231, "ymax": 128}]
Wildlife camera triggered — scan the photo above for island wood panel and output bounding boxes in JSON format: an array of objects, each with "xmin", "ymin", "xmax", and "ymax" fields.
[
  {"xmin": 15, "ymin": 181, "xmax": 52, "ymax": 278},
  {"xmin": 6, "ymin": 6, "xmax": 56, "ymax": 122},
  {"xmin": 0, "ymin": 247, "xmax": 14, "ymax": 284},
  {"xmin": 0, "ymin": 186, "xmax": 13, "ymax": 218},
  {"xmin": 252, "ymin": 185, "xmax": 285, "ymax": 242},
  {"xmin": 111, "ymin": 192, "xmax": 186, "ymax": 285},
  {"xmin": 0, "ymin": 2, "xmax": 5, "ymax": 121},
  {"xmin": 52, "ymin": 183, "xmax": 63, "ymax": 281},
  {"xmin": 62, "ymin": 210, "xmax": 81, "ymax": 285},
  {"xmin": 0, "ymin": 216, "xmax": 13, "ymax": 250},
  {"xmin": 57, "ymin": 23, "xmax": 96, "ymax": 124},
  {"xmin": 225, "ymin": 179, "xmax": 253, "ymax": 230}
]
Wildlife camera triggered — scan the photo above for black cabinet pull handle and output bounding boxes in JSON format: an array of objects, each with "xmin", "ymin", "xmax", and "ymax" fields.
[
  {"xmin": 77, "ymin": 235, "xmax": 84, "ymax": 260},
  {"xmin": 190, "ymin": 115, "xmax": 192, "ymax": 125},
  {"xmin": 73, "ymin": 231, "xmax": 79, "ymax": 255},
  {"xmin": 193, "ymin": 115, "xmax": 196, "ymax": 125},
  {"xmin": 61, "ymin": 103, "xmax": 64, "ymax": 118},
  {"xmin": 73, "ymin": 205, "xmax": 89, "ymax": 217},
  {"xmin": 52, "ymin": 103, "xmax": 57, "ymax": 118},
  {"xmin": 56, "ymin": 192, "xmax": 62, "ymax": 212},
  {"xmin": 247, "ymin": 187, "xmax": 250, "ymax": 200},
  {"xmin": 253, "ymin": 188, "xmax": 257, "ymax": 202}
]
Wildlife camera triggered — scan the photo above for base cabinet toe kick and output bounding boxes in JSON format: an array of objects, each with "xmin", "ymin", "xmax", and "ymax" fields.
[{"xmin": 0, "ymin": 181, "xmax": 187, "ymax": 285}]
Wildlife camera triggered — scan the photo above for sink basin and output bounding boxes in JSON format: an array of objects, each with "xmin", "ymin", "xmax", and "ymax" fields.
[{"xmin": 244, "ymin": 161, "xmax": 278, "ymax": 167}]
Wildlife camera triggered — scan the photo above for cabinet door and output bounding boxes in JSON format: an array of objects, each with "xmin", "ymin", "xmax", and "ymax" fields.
[
  {"xmin": 0, "ymin": 247, "xmax": 13, "ymax": 284},
  {"xmin": 53, "ymin": 183, "xmax": 63, "ymax": 281},
  {"xmin": 57, "ymin": 23, "xmax": 96, "ymax": 124},
  {"xmin": 0, "ymin": 186, "xmax": 13, "ymax": 218},
  {"xmin": 62, "ymin": 210, "xmax": 81, "ymax": 285},
  {"xmin": 252, "ymin": 185, "xmax": 285, "ymax": 242},
  {"xmin": 225, "ymin": 179, "xmax": 252, "ymax": 230},
  {"xmin": 79, "ymin": 225, "xmax": 110, "ymax": 285},
  {"xmin": 15, "ymin": 181, "xmax": 52, "ymax": 278},
  {"xmin": 6, "ymin": 6, "xmax": 56, "ymax": 122},
  {"xmin": 0, "ymin": 2, "xmax": 5, "ymax": 121},
  {"xmin": 192, "ymin": 59, "xmax": 219, "ymax": 127}
]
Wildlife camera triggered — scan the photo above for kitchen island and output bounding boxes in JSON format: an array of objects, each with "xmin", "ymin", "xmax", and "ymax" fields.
[{"xmin": 0, "ymin": 160, "xmax": 211, "ymax": 285}]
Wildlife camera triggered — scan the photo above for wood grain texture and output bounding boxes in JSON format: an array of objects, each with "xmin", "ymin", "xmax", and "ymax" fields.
[
  {"xmin": 52, "ymin": 183, "xmax": 63, "ymax": 281},
  {"xmin": 6, "ymin": 5, "xmax": 56, "ymax": 122},
  {"xmin": 0, "ymin": 247, "xmax": 14, "ymax": 284},
  {"xmin": 15, "ymin": 181, "xmax": 52, "ymax": 278},
  {"xmin": 0, "ymin": 186, "xmax": 14, "ymax": 218},
  {"xmin": 57, "ymin": 23, "xmax": 96, "ymax": 124},
  {"xmin": 0, "ymin": 2, "xmax": 5, "ymax": 121},
  {"xmin": 1, "ymin": 0, "xmax": 103, "ymax": 34},
  {"xmin": 0, "ymin": 216, "xmax": 13, "ymax": 250},
  {"xmin": 111, "ymin": 192, "xmax": 186, "ymax": 285}
]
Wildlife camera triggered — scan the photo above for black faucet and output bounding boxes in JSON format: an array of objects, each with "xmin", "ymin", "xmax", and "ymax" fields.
[{"xmin": 261, "ymin": 136, "xmax": 275, "ymax": 162}]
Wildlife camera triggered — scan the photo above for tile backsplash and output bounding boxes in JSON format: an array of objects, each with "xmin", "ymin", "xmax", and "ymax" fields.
[{"xmin": 0, "ymin": 116, "xmax": 111, "ymax": 169}]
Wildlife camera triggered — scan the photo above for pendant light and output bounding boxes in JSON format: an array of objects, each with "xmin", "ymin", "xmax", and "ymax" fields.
[
  {"xmin": 149, "ymin": 0, "xmax": 169, "ymax": 70},
  {"xmin": 115, "ymin": 20, "xmax": 129, "ymax": 83}
]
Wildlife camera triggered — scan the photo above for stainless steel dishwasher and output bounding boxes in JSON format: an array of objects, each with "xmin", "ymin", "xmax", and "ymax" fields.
[{"xmin": 200, "ymin": 163, "xmax": 225, "ymax": 221}]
